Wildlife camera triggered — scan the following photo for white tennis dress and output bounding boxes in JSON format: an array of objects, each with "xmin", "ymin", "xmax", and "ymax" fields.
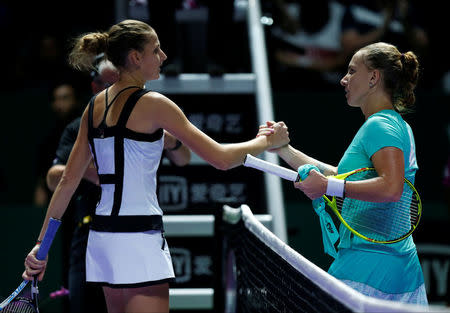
[{"xmin": 85, "ymin": 87, "xmax": 175, "ymax": 287}]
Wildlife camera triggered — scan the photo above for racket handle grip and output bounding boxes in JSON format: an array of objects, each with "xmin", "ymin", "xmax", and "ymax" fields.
[
  {"xmin": 36, "ymin": 218, "xmax": 62, "ymax": 260},
  {"xmin": 243, "ymin": 154, "xmax": 299, "ymax": 182}
]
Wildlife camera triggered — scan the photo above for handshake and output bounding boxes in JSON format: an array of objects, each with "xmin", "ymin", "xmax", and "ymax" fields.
[{"xmin": 256, "ymin": 121, "xmax": 290, "ymax": 151}]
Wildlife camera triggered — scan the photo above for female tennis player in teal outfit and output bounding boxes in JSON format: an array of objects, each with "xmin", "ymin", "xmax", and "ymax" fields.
[{"xmin": 259, "ymin": 42, "xmax": 428, "ymax": 305}]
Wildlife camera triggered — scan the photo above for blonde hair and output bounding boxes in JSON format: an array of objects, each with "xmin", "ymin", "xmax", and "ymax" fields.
[{"xmin": 68, "ymin": 19, "xmax": 156, "ymax": 72}]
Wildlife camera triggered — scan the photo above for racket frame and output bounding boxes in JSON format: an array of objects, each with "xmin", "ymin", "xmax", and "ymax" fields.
[
  {"xmin": 243, "ymin": 155, "xmax": 422, "ymax": 244},
  {"xmin": 323, "ymin": 167, "xmax": 422, "ymax": 244}
]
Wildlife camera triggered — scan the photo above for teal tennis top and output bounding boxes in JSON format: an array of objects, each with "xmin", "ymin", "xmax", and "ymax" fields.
[{"xmin": 328, "ymin": 109, "xmax": 424, "ymax": 294}]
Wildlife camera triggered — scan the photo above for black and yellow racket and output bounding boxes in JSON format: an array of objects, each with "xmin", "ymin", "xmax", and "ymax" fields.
[{"xmin": 243, "ymin": 154, "xmax": 422, "ymax": 244}]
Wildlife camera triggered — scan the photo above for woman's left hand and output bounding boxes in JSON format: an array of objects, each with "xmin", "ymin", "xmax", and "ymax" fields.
[
  {"xmin": 22, "ymin": 245, "xmax": 48, "ymax": 281},
  {"xmin": 294, "ymin": 169, "xmax": 327, "ymax": 200}
]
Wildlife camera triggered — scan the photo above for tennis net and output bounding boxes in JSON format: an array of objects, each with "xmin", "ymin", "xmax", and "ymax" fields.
[{"xmin": 218, "ymin": 204, "xmax": 448, "ymax": 313}]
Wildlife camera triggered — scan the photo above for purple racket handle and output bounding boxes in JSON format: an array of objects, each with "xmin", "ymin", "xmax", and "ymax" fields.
[{"xmin": 36, "ymin": 218, "xmax": 61, "ymax": 261}]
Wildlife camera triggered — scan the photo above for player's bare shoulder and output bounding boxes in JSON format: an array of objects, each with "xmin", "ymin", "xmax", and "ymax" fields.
[
  {"xmin": 140, "ymin": 91, "xmax": 177, "ymax": 110},
  {"xmin": 142, "ymin": 90, "xmax": 170, "ymax": 103},
  {"xmin": 139, "ymin": 90, "xmax": 175, "ymax": 109},
  {"xmin": 135, "ymin": 91, "xmax": 180, "ymax": 122}
]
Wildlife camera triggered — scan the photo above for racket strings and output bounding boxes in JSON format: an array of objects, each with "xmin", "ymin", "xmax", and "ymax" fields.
[
  {"xmin": 332, "ymin": 170, "xmax": 421, "ymax": 241},
  {"xmin": 335, "ymin": 196, "xmax": 420, "ymax": 229},
  {"xmin": 335, "ymin": 207, "xmax": 415, "ymax": 239},
  {"xmin": 334, "ymin": 211, "xmax": 413, "ymax": 241},
  {"xmin": 336, "ymin": 197, "xmax": 419, "ymax": 227},
  {"xmin": 1, "ymin": 298, "xmax": 37, "ymax": 313},
  {"xmin": 334, "ymin": 188, "xmax": 420, "ymax": 241},
  {"xmin": 335, "ymin": 208, "xmax": 409, "ymax": 237}
]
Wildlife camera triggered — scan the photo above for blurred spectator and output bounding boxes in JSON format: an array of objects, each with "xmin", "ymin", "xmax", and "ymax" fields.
[
  {"xmin": 34, "ymin": 83, "xmax": 83, "ymax": 207},
  {"xmin": 266, "ymin": 0, "xmax": 430, "ymax": 91},
  {"xmin": 147, "ymin": 0, "xmax": 235, "ymax": 75},
  {"xmin": 266, "ymin": 0, "xmax": 348, "ymax": 90},
  {"xmin": 90, "ymin": 55, "xmax": 120, "ymax": 94},
  {"xmin": 45, "ymin": 58, "xmax": 117, "ymax": 313},
  {"xmin": 47, "ymin": 116, "xmax": 106, "ymax": 313},
  {"xmin": 340, "ymin": 0, "xmax": 430, "ymax": 86}
]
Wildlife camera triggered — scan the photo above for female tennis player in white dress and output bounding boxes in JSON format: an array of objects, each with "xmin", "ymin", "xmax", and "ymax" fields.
[
  {"xmin": 23, "ymin": 19, "xmax": 289, "ymax": 313},
  {"xmin": 84, "ymin": 85, "xmax": 174, "ymax": 287}
]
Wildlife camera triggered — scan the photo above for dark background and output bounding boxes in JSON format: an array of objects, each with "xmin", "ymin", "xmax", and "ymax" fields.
[{"xmin": 0, "ymin": 0, "xmax": 448, "ymax": 310}]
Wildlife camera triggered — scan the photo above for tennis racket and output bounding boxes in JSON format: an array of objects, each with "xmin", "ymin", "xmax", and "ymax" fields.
[
  {"xmin": 243, "ymin": 154, "xmax": 422, "ymax": 244},
  {"xmin": 0, "ymin": 218, "xmax": 62, "ymax": 313}
]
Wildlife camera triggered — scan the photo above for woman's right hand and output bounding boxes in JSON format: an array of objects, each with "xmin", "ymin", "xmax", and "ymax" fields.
[
  {"xmin": 265, "ymin": 121, "xmax": 290, "ymax": 150},
  {"xmin": 22, "ymin": 245, "xmax": 48, "ymax": 281},
  {"xmin": 256, "ymin": 121, "xmax": 275, "ymax": 137},
  {"xmin": 257, "ymin": 121, "xmax": 290, "ymax": 151}
]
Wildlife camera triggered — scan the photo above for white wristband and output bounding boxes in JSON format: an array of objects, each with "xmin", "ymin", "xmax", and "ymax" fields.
[{"xmin": 326, "ymin": 177, "xmax": 345, "ymax": 197}]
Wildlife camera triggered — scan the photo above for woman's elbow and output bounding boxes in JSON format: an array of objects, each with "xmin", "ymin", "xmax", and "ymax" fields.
[
  {"xmin": 205, "ymin": 147, "xmax": 241, "ymax": 171},
  {"xmin": 211, "ymin": 158, "xmax": 234, "ymax": 171},
  {"xmin": 177, "ymin": 159, "xmax": 190, "ymax": 167},
  {"xmin": 212, "ymin": 162, "xmax": 229, "ymax": 171},
  {"xmin": 384, "ymin": 185, "xmax": 403, "ymax": 202},
  {"xmin": 174, "ymin": 157, "xmax": 191, "ymax": 167},
  {"xmin": 180, "ymin": 150, "xmax": 192, "ymax": 166}
]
